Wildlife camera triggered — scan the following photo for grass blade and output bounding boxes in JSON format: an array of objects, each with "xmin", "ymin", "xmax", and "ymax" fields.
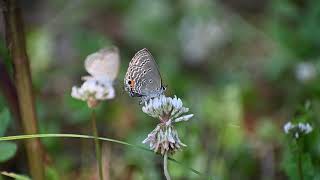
[{"xmin": 0, "ymin": 134, "xmax": 212, "ymax": 179}]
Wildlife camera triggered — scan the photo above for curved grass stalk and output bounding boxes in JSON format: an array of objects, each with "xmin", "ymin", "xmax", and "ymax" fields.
[
  {"xmin": 0, "ymin": 133, "xmax": 211, "ymax": 178},
  {"xmin": 1, "ymin": 171, "xmax": 31, "ymax": 180}
]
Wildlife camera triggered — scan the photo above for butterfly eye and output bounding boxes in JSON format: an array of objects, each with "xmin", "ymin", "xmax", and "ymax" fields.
[{"xmin": 128, "ymin": 80, "xmax": 132, "ymax": 85}]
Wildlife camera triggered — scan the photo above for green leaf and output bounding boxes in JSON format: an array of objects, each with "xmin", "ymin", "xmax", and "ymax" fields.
[
  {"xmin": 0, "ymin": 109, "xmax": 11, "ymax": 136},
  {"xmin": 0, "ymin": 142, "xmax": 17, "ymax": 162},
  {"xmin": 46, "ymin": 166, "xmax": 60, "ymax": 180},
  {"xmin": 1, "ymin": 172, "xmax": 31, "ymax": 180}
]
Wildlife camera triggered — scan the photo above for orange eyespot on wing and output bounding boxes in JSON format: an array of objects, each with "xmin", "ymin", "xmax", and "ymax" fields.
[{"xmin": 128, "ymin": 79, "xmax": 135, "ymax": 89}]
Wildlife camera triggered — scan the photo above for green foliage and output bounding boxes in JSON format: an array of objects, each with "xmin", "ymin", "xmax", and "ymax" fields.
[
  {"xmin": 0, "ymin": 109, "xmax": 17, "ymax": 163},
  {"xmin": 269, "ymin": 0, "xmax": 320, "ymax": 58},
  {"xmin": 0, "ymin": 39, "xmax": 13, "ymax": 75},
  {"xmin": 73, "ymin": 30, "xmax": 112, "ymax": 59},
  {"xmin": 281, "ymin": 103, "xmax": 319, "ymax": 180},
  {"xmin": 0, "ymin": 109, "xmax": 10, "ymax": 136},
  {"xmin": 282, "ymin": 150, "xmax": 315, "ymax": 180},
  {"xmin": 45, "ymin": 166, "xmax": 60, "ymax": 180},
  {"xmin": 0, "ymin": 142, "xmax": 17, "ymax": 162},
  {"xmin": 123, "ymin": 0, "xmax": 176, "ymax": 48}
]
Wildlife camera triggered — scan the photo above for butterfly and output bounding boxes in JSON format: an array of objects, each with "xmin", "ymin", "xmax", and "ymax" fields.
[
  {"xmin": 124, "ymin": 48, "xmax": 165, "ymax": 102},
  {"xmin": 83, "ymin": 46, "xmax": 120, "ymax": 83}
]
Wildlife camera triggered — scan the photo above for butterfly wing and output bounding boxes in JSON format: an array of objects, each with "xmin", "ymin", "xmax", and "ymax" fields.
[
  {"xmin": 125, "ymin": 48, "xmax": 163, "ymax": 97},
  {"xmin": 85, "ymin": 47, "xmax": 120, "ymax": 81}
]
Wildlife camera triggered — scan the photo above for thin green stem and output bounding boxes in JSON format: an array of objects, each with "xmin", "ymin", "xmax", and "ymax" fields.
[
  {"xmin": 164, "ymin": 152, "xmax": 171, "ymax": 180},
  {"xmin": 0, "ymin": 133, "xmax": 211, "ymax": 178},
  {"xmin": 91, "ymin": 110, "xmax": 104, "ymax": 180},
  {"xmin": 297, "ymin": 147, "xmax": 303, "ymax": 180}
]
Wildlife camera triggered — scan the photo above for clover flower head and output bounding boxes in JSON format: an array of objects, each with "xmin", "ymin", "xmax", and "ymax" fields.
[
  {"xmin": 71, "ymin": 78, "xmax": 115, "ymax": 108},
  {"xmin": 283, "ymin": 122, "xmax": 293, "ymax": 134},
  {"xmin": 283, "ymin": 121, "xmax": 313, "ymax": 139},
  {"xmin": 142, "ymin": 95, "xmax": 193, "ymax": 155},
  {"xmin": 71, "ymin": 47, "xmax": 119, "ymax": 108}
]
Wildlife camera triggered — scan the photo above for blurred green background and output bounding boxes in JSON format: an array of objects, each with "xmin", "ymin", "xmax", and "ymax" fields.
[{"xmin": 1, "ymin": 0, "xmax": 320, "ymax": 179}]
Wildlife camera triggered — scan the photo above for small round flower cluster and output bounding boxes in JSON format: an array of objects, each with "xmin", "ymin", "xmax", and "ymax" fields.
[
  {"xmin": 143, "ymin": 124, "xmax": 186, "ymax": 155},
  {"xmin": 283, "ymin": 122, "xmax": 313, "ymax": 139},
  {"xmin": 71, "ymin": 47, "xmax": 119, "ymax": 108},
  {"xmin": 71, "ymin": 79, "xmax": 115, "ymax": 108},
  {"xmin": 142, "ymin": 95, "xmax": 193, "ymax": 155}
]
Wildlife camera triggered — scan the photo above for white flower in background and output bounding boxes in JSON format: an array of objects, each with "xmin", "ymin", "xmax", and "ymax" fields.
[
  {"xmin": 283, "ymin": 122, "xmax": 293, "ymax": 134},
  {"xmin": 71, "ymin": 47, "xmax": 119, "ymax": 108},
  {"xmin": 142, "ymin": 95, "xmax": 193, "ymax": 155},
  {"xmin": 71, "ymin": 79, "xmax": 115, "ymax": 108},
  {"xmin": 179, "ymin": 17, "xmax": 229, "ymax": 64},
  {"xmin": 295, "ymin": 62, "xmax": 317, "ymax": 82},
  {"xmin": 283, "ymin": 121, "xmax": 313, "ymax": 139}
]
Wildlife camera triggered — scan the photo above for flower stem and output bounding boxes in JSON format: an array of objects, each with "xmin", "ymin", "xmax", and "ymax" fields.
[
  {"xmin": 91, "ymin": 110, "xmax": 104, "ymax": 180},
  {"xmin": 164, "ymin": 152, "xmax": 171, "ymax": 180},
  {"xmin": 297, "ymin": 147, "xmax": 304, "ymax": 180}
]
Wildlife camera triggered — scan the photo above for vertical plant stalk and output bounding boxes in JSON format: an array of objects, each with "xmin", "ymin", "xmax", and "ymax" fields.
[
  {"xmin": 2, "ymin": 0, "xmax": 45, "ymax": 180},
  {"xmin": 91, "ymin": 110, "xmax": 104, "ymax": 180},
  {"xmin": 164, "ymin": 152, "xmax": 171, "ymax": 180},
  {"xmin": 297, "ymin": 147, "xmax": 304, "ymax": 180}
]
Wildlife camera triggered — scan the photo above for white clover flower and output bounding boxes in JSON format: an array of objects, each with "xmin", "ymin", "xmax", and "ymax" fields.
[
  {"xmin": 71, "ymin": 47, "xmax": 119, "ymax": 108},
  {"xmin": 283, "ymin": 122, "xmax": 293, "ymax": 134},
  {"xmin": 295, "ymin": 62, "xmax": 316, "ymax": 82},
  {"xmin": 283, "ymin": 121, "xmax": 313, "ymax": 139},
  {"xmin": 71, "ymin": 78, "xmax": 115, "ymax": 108},
  {"xmin": 142, "ymin": 95, "xmax": 193, "ymax": 155},
  {"xmin": 298, "ymin": 122, "xmax": 313, "ymax": 134}
]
